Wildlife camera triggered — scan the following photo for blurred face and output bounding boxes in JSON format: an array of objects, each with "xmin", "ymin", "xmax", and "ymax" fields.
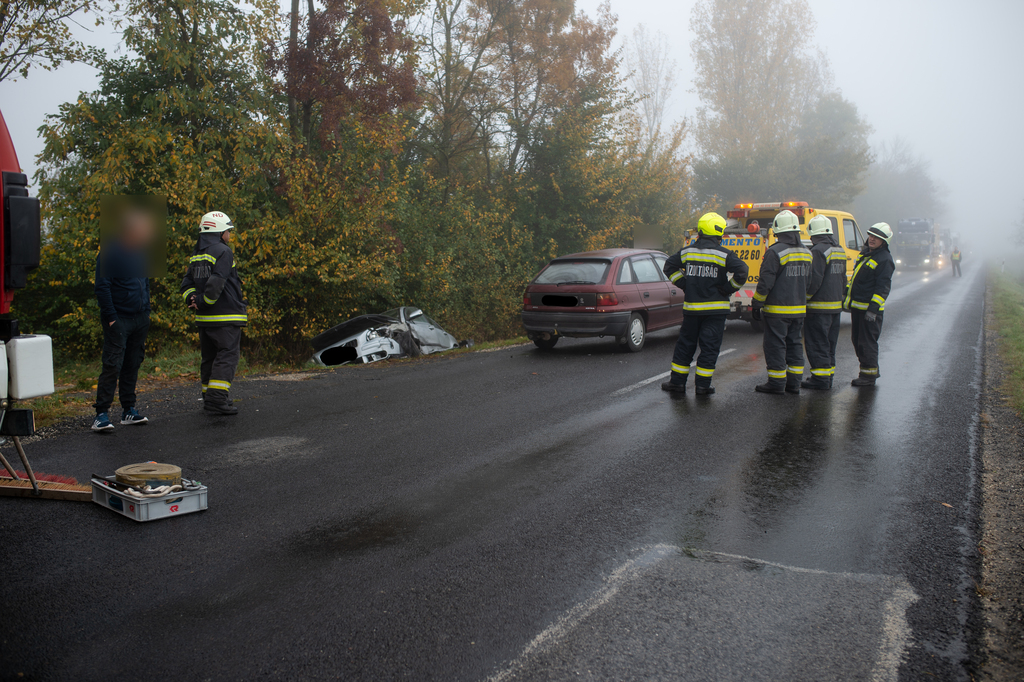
[
  {"xmin": 867, "ymin": 235, "xmax": 883, "ymax": 249},
  {"xmin": 221, "ymin": 229, "xmax": 233, "ymax": 244},
  {"xmin": 118, "ymin": 208, "xmax": 156, "ymax": 250}
]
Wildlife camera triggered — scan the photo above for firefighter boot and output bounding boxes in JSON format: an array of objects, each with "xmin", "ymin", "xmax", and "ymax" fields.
[
  {"xmin": 694, "ymin": 379, "xmax": 715, "ymax": 396},
  {"xmin": 785, "ymin": 375, "xmax": 801, "ymax": 394},
  {"xmin": 661, "ymin": 378, "xmax": 687, "ymax": 393},
  {"xmin": 801, "ymin": 375, "xmax": 831, "ymax": 390},
  {"xmin": 755, "ymin": 379, "xmax": 786, "ymax": 394},
  {"xmin": 851, "ymin": 374, "xmax": 877, "ymax": 387},
  {"xmin": 204, "ymin": 388, "xmax": 239, "ymax": 415}
]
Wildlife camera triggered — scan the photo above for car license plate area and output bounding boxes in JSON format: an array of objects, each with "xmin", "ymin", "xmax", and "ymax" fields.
[{"xmin": 540, "ymin": 294, "xmax": 597, "ymax": 307}]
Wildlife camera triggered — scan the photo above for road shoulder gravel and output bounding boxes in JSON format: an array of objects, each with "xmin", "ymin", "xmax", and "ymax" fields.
[{"xmin": 977, "ymin": 281, "xmax": 1024, "ymax": 679}]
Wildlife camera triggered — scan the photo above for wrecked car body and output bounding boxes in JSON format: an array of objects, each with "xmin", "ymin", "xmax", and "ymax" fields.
[{"xmin": 311, "ymin": 307, "xmax": 462, "ymax": 366}]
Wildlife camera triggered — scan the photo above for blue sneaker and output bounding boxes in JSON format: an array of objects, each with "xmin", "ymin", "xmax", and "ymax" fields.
[
  {"xmin": 91, "ymin": 412, "xmax": 115, "ymax": 432},
  {"xmin": 120, "ymin": 408, "xmax": 149, "ymax": 425}
]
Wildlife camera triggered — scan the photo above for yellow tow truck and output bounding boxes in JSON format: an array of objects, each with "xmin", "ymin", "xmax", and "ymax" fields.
[{"xmin": 692, "ymin": 201, "xmax": 868, "ymax": 330}]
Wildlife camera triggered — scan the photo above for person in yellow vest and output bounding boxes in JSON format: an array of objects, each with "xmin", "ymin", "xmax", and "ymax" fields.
[{"xmin": 951, "ymin": 248, "xmax": 962, "ymax": 277}]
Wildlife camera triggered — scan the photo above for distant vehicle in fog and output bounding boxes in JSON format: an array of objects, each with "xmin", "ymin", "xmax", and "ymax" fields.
[{"xmin": 894, "ymin": 218, "xmax": 943, "ymax": 269}]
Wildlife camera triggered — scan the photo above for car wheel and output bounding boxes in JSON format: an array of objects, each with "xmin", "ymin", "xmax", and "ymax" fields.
[
  {"xmin": 622, "ymin": 313, "xmax": 646, "ymax": 352},
  {"xmin": 533, "ymin": 336, "xmax": 559, "ymax": 350}
]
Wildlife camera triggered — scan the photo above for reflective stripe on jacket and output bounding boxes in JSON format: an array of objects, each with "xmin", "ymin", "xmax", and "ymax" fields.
[
  {"xmin": 663, "ymin": 236, "xmax": 750, "ymax": 315},
  {"xmin": 752, "ymin": 233, "xmax": 812, "ymax": 318},
  {"xmin": 180, "ymin": 233, "xmax": 247, "ymax": 327},
  {"xmin": 806, "ymin": 235, "xmax": 847, "ymax": 313},
  {"xmin": 843, "ymin": 244, "xmax": 895, "ymax": 314}
]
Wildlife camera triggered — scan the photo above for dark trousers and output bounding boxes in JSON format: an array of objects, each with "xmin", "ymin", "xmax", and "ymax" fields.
[
  {"xmin": 850, "ymin": 310, "xmax": 883, "ymax": 376},
  {"xmin": 803, "ymin": 312, "xmax": 841, "ymax": 378},
  {"xmin": 952, "ymin": 261, "xmax": 962, "ymax": 277},
  {"xmin": 94, "ymin": 312, "xmax": 150, "ymax": 413},
  {"xmin": 764, "ymin": 316, "xmax": 804, "ymax": 385},
  {"xmin": 669, "ymin": 314, "xmax": 726, "ymax": 387},
  {"xmin": 200, "ymin": 326, "xmax": 242, "ymax": 402}
]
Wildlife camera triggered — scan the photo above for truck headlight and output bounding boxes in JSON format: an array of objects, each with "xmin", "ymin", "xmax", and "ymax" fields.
[
  {"xmin": 896, "ymin": 259, "xmax": 902, "ymax": 264},
  {"xmin": 924, "ymin": 258, "xmax": 930, "ymax": 264}
]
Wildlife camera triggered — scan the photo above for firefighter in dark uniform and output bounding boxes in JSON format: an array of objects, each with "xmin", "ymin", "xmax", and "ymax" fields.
[
  {"xmin": 951, "ymin": 248, "xmax": 962, "ymax": 277},
  {"xmin": 844, "ymin": 222, "xmax": 895, "ymax": 386},
  {"xmin": 661, "ymin": 212, "xmax": 749, "ymax": 395},
  {"xmin": 752, "ymin": 210, "xmax": 812, "ymax": 394},
  {"xmin": 180, "ymin": 211, "xmax": 247, "ymax": 414},
  {"xmin": 801, "ymin": 214, "xmax": 848, "ymax": 390}
]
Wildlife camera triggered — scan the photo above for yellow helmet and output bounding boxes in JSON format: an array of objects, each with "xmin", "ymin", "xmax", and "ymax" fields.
[{"xmin": 697, "ymin": 212, "xmax": 727, "ymax": 238}]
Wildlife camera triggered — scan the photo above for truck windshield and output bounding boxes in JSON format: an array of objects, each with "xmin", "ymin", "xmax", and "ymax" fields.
[{"xmin": 534, "ymin": 259, "xmax": 611, "ymax": 285}]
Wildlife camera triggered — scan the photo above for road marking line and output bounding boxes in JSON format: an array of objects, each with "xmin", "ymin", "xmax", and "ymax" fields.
[
  {"xmin": 691, "ymin": 550, "xmax": 919, "ymax": 682},
  {"xmin": 486, "ymin": 544, "xmax": 675, "ymax": 682},
  {"xmin": 612, "ymin": 348, "xmax": 736, "ymax": 396},
  {"xmin": 490, "ymin": 545, "xmax": 920, "ymax": 682},
  {"xmin": 870, "ymin": 584, "xmax": 920, "ymax": 682}
]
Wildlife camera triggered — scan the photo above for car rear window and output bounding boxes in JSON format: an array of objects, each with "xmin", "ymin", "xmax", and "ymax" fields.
[{"xmin": 534, "ymin": 259, "xmax": 611, "ymax": 285}]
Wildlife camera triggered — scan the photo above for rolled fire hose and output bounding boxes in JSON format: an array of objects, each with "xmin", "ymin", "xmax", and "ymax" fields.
[
  {"xmin": 115, "ymin": 462, "xmax": 182, "ymax": 489},
  {"xmin": 123, "ymin": 484, "xmax": 184, "ymax": 499}
]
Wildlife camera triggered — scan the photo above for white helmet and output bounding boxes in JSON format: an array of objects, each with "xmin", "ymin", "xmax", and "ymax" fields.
[
  {"xmin": 199, "ymin": 211, "xmax": 234, "ymax": 233},
  {"xmin": 808, "ymin": 214, "xmax": 832, "ymax": 237},
  {"xmin": 772, "ymin": 210, "xmax": 800, "ymax": 235},
  {"xmin": 867, "ymin": 222, "xmax": 893, "ymax": 244}
]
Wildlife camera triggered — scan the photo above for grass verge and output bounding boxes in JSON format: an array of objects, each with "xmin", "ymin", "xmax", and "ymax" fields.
[
  {"xmin": 991, "ymin": 268, "xmax": 1024, "ymax": 417},
  {"xmin": 24, "ymin": 349, "xmax": 300, "ymax": 429},
  {"xmin": 23, "ymin": 336, "xmax": 532, "ymax": 428}
]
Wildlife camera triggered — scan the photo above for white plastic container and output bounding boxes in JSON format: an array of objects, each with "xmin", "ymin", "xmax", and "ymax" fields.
[
  {"xmin": 91, "ymin": 479, "xmax": 208, "ymax": 522},
  {"xmin": 0, "ymin": 342, "xmax": 8, "ymax": 400},
  {"xmin": 6, "ymin": 335, "xmax": 54, "ymax": 400}
]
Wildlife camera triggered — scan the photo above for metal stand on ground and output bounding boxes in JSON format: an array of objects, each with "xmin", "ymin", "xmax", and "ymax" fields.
[{"xmin": 11, "ymin": 436, "xmax": 38, "ymax": 495}]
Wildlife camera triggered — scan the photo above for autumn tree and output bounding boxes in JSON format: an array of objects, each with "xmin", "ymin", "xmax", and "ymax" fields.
[
  {"xmin": 22, "ymin": 0, "xmax": 283, "ymax": 355},
  {"xmin": 852, "ymin": 137, "xmax": 947, "ymax": 228},
  {"xmin": 413, "ymin": 0, "xmax": 520, "ymax": 185},
  {"xmin": 624, "ymin": 24, "xmax": 676, "ymax": 147},
  {"xmin": 271, "ymin": 0, "xmax": 419, "ymax": 146},
  {"xmin": 0, "ymin": 0, "xmax": 105, "ymax": 82},
  {"xmin": 690, "ymin": 0, "xmax": 831, "ymax": 159},
  {"xmin": 689, "ymin": 0, "xmax": 871, "ymax": 208}
]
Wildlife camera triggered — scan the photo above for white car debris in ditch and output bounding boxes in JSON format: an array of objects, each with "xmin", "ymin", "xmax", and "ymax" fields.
[{"xmin": 311, "ymin": 307, "xmax": 469, "ymax": 366}]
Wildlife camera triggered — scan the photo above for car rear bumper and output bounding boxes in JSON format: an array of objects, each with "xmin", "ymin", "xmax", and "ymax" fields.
[{"xmin": 521, "ymin": 310, "xmax": 632, "ymax": 338}]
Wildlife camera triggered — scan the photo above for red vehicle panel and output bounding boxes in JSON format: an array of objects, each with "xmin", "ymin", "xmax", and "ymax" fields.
[{"xmin": 521, "ymin": 248, "xmax": 683, "ymax": 352}]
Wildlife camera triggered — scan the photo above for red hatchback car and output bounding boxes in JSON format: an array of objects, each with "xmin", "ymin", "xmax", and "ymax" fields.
[{"xmin": 521, "ymin": 248, "xmax": 684, "ymax": 352}]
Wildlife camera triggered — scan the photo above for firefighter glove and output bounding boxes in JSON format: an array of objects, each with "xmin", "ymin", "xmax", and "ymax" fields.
[
  {"xmin": 864, "ymin": 311, "xmax": 877, "ymax": 323},
  {"xmin": 751, "ymin": 307, "xmax": 762, "ymax": 322}
]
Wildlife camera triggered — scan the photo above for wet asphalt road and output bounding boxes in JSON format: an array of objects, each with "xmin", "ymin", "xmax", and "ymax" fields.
[{"xmin": 1, "ymin": 265, "xmax": 986, "ymax": 681}]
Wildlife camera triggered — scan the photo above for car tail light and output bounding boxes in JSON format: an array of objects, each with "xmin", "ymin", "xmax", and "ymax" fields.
[
  {"xmin": 596, "ymin": 292, "xmax": 618, "ymax": 306},
  {"xmin": 523, "ymin": 294, "xmax": 531, "ymax": 307}
]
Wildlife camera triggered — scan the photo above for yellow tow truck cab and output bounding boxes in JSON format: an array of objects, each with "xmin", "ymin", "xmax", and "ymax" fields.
[{"xmin": 686, "ymin": 201, "xmax": 868, "ymax": 328}]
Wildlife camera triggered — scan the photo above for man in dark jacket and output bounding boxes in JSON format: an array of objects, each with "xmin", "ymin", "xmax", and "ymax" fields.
[
  {"xmin": 92, "ymin": 214, "xmax": 152, "ymax": 432},
  {"xmin": 844, "ymin": 222, "xmax": 896, "ymax": 386},
  {"xmin": 661, "ymin": 212, "xmax": 749, "ymax": 395},
  {"xmin": 752, "ymin": 210, "xmax": 812, "ymax": 395},
  {"xmin": 180, "ymin": 211, "xmax": 247, "ymax": 415},
  {"xmin": 801, "ymin": 214, "xmax": 848, "ymax": 390}
]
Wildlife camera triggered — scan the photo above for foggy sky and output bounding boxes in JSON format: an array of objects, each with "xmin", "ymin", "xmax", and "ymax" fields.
[
  {"xmin": 2, "ymin": 0, "xmax": 1022, "ymax": 241},
  {"xmin": 580, "ymin": 0, "xmax": 1024, "ymax": 241}
]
